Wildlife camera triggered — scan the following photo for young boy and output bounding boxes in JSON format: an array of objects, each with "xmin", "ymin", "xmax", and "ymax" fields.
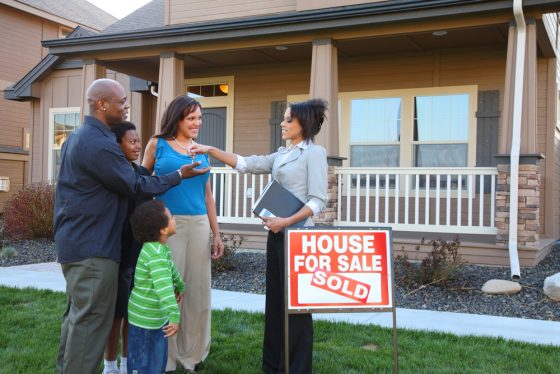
[{"xmin": 128, "ymin": 200, "xmax": 185, "ymax": 374}]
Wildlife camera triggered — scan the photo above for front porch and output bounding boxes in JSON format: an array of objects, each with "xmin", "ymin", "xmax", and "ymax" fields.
[{"xmin": 211, "ymin": 166, "xmax": 555, "ymax": 266}]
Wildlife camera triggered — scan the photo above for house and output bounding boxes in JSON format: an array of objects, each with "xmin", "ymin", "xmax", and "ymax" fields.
[
  {"xmin": 7, "ymin": 0, "xmax": 560, "ymax": 272},
  {"xmin": 0, "ymin": 0, "xmax": 116, "ymax": 209}
]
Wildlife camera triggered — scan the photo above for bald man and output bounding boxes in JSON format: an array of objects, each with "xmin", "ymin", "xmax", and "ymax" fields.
[{"xmin": 54, "ymin": 79, "xmax": 209, "ymax": 374}]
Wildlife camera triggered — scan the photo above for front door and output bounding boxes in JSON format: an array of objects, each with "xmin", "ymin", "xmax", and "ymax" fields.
[
  {"xmin": 198, "ymin": 108, "xmax": 226, "ymax": 166},
  {"xmin": 198, "ymin": 107, "xmax": 227, "ymax": 214}
]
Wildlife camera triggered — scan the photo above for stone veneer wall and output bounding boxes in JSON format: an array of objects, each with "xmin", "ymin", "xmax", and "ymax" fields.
[
  {"xmin": 314, "ymin": 164, "xmax": 338, "ymax": 226},
  {"xmin": 495, "ymin": 162, "xmax": 541, "ymax": 249}
]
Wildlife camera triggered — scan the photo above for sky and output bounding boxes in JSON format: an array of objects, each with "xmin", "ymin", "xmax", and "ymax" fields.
[{"xmin": 86, "ymin": 0, "xmax": 152, "ymax": 19}]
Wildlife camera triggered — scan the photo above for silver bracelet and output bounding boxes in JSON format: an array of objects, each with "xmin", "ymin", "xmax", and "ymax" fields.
[{"xmin": 177, "ymin": 169, "xmax": 182, "ymax": 179}]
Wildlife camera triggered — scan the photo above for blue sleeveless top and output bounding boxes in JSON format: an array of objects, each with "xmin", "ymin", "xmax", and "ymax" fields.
[{"xmin": 154, "ymin": 138, "xmax": 210, "ymax": 215}]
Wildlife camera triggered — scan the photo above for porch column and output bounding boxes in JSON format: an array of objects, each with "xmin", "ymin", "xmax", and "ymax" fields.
[
  {"xmin": 495, "ymin": 155, "xmax": 543, "ymax": 254},
  {"xmin": 310, "ymin": 39, "xmax": 341, "ymax": 227},
  {"xmin": 155, "ymin": 52, "xmax": 184, "ymax": 133},
  {"xmin": 81, "ymin": 60, "xmax": 106, "ymax": 118},
  {"xmin": 310, "ymin": 39, "xmax": 339, "ymax": 157},
  {"xmin": 496, "ymin": 18, "xmax": 541, "ymax": 255}
]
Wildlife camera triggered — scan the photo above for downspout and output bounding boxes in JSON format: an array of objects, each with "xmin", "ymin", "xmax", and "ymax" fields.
[{"xmin": 509, "ymin": 0, "xmax": 525, "ymax": 280}]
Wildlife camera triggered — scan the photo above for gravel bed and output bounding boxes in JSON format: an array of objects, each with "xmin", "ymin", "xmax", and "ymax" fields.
[
  {"xmin": 0, "ymin": 239, "xmax": 56, "ymax": 266},
  {"xmin": 2, "ymin": 239, "xmax": 559, "ymax": 321}
]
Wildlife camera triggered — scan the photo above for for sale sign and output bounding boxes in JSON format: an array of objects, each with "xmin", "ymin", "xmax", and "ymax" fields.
[{"xmin": 286, "ymin": 228, "xmax": 393, "ymax": 310}]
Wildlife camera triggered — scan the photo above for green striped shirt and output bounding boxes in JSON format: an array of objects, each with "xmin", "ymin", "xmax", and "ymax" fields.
[{"xmin": 128, "ymin": 242, "xmax": 185, "ymax": 329}]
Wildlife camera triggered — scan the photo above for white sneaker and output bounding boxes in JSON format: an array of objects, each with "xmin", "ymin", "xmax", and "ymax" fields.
[{"xmin": 102, "ymin": 369, "xmax": 120, "ymax": 374}]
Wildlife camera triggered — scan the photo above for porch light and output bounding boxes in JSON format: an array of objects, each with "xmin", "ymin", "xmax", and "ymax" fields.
[
  {"xmin": 219, "ymin": 84, "xmax": 229, "ymax": 94},
  {"xmin": 432, "ymin": 30, "xmax": 448, "ymax": 36},
  {"xmin": 275, "ymin": 45, "xmax": 288, "ymax": 51}
]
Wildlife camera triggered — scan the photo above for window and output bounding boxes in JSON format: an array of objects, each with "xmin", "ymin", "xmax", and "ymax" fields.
[
  {"xmin": 186, "ymin": 84, "xmax": 229, "ymax": 98},
  {"xmin": 350, "ymin": 97, "xmax": 401, "ymax": 167},
  {"xmin": 340, "ymin": 86, "xmax": 477, "ymax": 169},
  {"xmin": 49, "ymin": 108, "xmax": 80, "ymax": 181},
  {"xmin": 413, "ymin": 94, "xmax": 469, "ymax": 167}
]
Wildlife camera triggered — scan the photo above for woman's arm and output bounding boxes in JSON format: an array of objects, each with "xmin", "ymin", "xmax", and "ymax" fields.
[
  {"xmin": 205, "ymin": 179, "xmax": 224, "ymax": 259},
  {"xmin": 141, "ymin": 137, "xmax": 157, "ymax": 173},
  {"xmin": 191, "ymin": 144, "xmax": 238, "ymax": 168}
]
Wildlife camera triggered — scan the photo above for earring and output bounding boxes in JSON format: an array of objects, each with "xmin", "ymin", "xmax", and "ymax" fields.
[{"xmin": 102, "ymin": 107, "xmax": 106, "ymax": 111}]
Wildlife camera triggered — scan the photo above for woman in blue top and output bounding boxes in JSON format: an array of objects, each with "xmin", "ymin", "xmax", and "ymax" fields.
[{"xmin": 142, "ymin": 95, "xmax": 224, "ymax": 373}]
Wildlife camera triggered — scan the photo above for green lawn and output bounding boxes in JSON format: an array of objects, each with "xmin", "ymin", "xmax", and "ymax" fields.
[{"xmin": 0, "ymin": 286, "xmax": 557, "ymax": 374}]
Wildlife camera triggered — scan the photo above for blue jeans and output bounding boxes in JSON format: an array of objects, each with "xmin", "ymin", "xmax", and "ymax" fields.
[{"xmin": 128, "ymin": 323, "xmax": 167, "ymax": 374}]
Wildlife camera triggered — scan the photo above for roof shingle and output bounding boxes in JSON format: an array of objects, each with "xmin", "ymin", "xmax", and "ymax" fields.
[
  {"xmin": 14, "ymin": 0, "xmax": 117, "ymax": 31},
  {"xmin": 101, "ymin": 0, "xmax": 164, "ymax": 35}
]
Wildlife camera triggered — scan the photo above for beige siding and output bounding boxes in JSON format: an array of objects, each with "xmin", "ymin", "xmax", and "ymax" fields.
[
  {"xmin": 168, "ymin": 0, "xmax": 296, "ymax": 25},
  {"xmin": 0, "ymin": 99, "xmax": 30, "ymax": 148},
  {"xmin": 298, "ymin": 0, "xmax": 387, "ymax": 12},
  {"xmin": 41, "ymin": 20, "xmax": 59, "ymax": 59},
  {"xmin": 0, "ymin": 159, "xmax": 25, "ymax": 210},
  {"xmin": 31, "ymin": 100, "xmax": 42, "ymax": 184},
  {"xmin": 0, "ymin": 4, "xmax": 63, "ymax": 210},
  {"xmin": 554, "ymin": 128, "xmax": 560, "ymax": 238},
  {"xmin": 35, "ymin": 69, "xmax": 83, "ymax": 182},
  {"xmin": 536, "ymin": 59, "xmax": 548, "ymax": 237},
  {"xmin": 0, "ymin": 5, "xmax": 45, "ymax": 82}
]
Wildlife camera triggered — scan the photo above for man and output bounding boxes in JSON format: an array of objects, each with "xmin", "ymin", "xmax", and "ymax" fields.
[{"xmin": 54, "ymin": 79, "xmax": 208, "ymax": 374}]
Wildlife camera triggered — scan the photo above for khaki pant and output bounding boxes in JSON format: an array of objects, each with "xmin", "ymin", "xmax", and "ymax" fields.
[
  {"xmin": 56, "ymin": 257, "xmax": 118, "ymax": 374},
  {"xmin": 166, "ymin": 215, "xmax": 211, "ymax": 371}
]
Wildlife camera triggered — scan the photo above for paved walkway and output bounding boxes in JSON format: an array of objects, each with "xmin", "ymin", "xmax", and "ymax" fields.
[{"xmin": 1, "ymin": 262, "xmax": 559, "ymax": 347}]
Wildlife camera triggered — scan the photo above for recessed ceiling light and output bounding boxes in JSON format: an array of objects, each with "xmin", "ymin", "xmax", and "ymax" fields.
[
  {"xmin": 275, "ymin": 46, "xmax": 288, "ymax": 51},
  {"xmin": 432, "ymin": 30, "xmax": 448, "ymax": 37}
]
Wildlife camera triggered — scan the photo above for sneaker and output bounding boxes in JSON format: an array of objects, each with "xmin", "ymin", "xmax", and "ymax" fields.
[{"xmin": 102, "ymin": 369, "xmax": 120, "ymax": 374}]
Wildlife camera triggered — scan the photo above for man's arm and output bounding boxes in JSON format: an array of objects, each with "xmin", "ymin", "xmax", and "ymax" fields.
[{"xmin": 84, "ymin": 142, "xmax": 208, "ymax": 197}]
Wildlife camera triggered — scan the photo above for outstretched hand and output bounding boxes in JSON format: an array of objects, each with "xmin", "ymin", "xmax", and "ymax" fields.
[
  {"xmin": 179, "ymin": 162, "xmax": 210, "ymax": 178},
  {"xmin": 190, "ymin": 143, "xmax": 211, "ymax": 155}
]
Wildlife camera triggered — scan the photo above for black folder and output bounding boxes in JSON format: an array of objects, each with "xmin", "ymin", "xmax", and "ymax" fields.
[{"xmin": 252, "ymin": 180, "xmax": 306, "ymax": 227}]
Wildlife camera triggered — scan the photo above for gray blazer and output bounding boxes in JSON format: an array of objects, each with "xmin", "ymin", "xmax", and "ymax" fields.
[{"xmin": 242, "ymin": 141, "xmax": 328, "ymax": 226}]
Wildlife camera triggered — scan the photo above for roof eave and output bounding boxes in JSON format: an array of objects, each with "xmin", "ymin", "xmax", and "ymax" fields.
[{"xmin": 44, "ymin": 0, "xmax": 560, "ymax": 55}]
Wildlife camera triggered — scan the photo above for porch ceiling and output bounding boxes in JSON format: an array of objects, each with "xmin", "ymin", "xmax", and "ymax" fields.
[{"xmin": 101, "ymin": 23, "xmax": 515, "ymax": 82}]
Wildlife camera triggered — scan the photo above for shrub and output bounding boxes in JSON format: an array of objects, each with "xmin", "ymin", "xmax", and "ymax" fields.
[
  {"xmin": 211, "ymin": 233, "xmax": 245, "ymax": 273},
  {"xmin": 3, "ymin": 183, "xmax": 55, "ymax": 240},
  {"xmin": 0, "ymin": 246, "xmax": 17, "ymax": 258},
  {"xmin": 396, "ymin": 238, "xmax": 465, "ymax": 288}
]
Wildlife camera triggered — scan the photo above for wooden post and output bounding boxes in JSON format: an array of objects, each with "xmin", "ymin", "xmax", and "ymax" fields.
[
  {"xmin": 155, "ymin": 52, "xmax": 185, "ymax": 133},
  {"xmin": 310, "ymin": 39, "xmax": 339, "ymax": 157}
]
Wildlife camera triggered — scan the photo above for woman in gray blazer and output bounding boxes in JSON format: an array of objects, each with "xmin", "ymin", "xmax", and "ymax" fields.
[{"xmin": 192, "ymin": 98, "xmax": 328, "ymax": 373}]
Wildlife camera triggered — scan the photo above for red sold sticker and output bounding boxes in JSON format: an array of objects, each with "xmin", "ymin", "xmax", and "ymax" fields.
[{"xmin": 311, "ymin": 268, "xmax": 371, "ymax": 303}]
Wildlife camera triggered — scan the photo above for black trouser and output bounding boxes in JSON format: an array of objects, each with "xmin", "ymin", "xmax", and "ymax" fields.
[{"xmin": 262, "ymin": 231, "xmax": 313, "ymax": 374}]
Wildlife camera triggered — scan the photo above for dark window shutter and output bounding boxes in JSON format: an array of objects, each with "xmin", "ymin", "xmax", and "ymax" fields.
[
  {"xmin": 476, "ymin": 90, "xmax": 500, "ymax": 193},
  {"xmin": 269, "ymin": 101, "xmax": 287, "ymax": 152}
]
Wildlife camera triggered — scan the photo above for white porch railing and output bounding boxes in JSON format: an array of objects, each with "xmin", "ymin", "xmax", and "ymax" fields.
[
  {"xmin": 211, "ymin": 166, "xmax": 498, "ymax": 235},
  {"xmin": 210, "ymin": 167, "xmax": 271, "ymax": 224},
  {"xmin": 334, "ymin": 167, "xmax": 498, "ymax": 234}
]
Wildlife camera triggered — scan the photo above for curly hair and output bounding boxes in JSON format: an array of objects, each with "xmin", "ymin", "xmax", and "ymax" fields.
[
  {"xmin": 110, "ymin": 121, "xmax": 137, "ymax": 143},
  {"xmin": 130, "ymin": 200, "xmax": 169, "ymax": 243},
  {"xmin": 288, "ymin": 98, "xmax": 328, "ymax": 141}
]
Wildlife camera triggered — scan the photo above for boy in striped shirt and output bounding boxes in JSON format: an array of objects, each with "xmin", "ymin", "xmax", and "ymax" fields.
[{"xmin": 128, "ymin": 200, "xmax": 185, "ymax": 374}]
